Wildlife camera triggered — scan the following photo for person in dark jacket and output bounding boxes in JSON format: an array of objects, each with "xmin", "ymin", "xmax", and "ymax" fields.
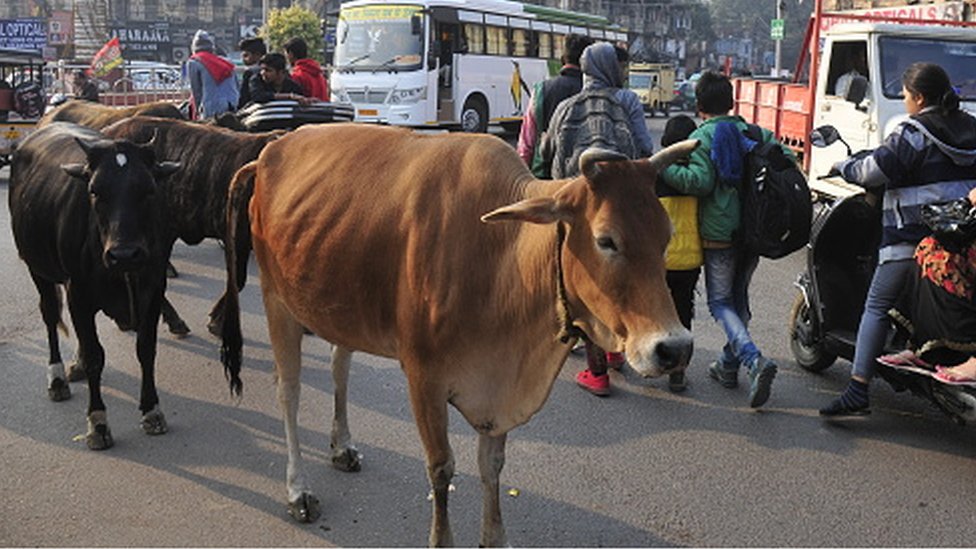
[
  {"xmin": 284, "ymin": 37, "xmax": 329, "ymax": 102},
  {"xmin": 820, "ymin": 62, "xmax": 976, "ymax": 416},
  {"xmin": 237, "ymin": 37, "xmax": 267, "ymax": 110},
  {"xmin": 72, "ymin": 70, "xmax": 100, "ymax": 103},
  {"xmin": 247, "ymin": 53, "xmax": 313, "ymax": 106},
  {"xmin": 516, "ymin": 33, "xmax": 593, "ymax": 178}
]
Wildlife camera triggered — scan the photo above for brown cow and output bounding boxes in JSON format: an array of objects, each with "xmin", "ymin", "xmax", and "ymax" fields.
[
  {"xmin": 221, "ymin": 124, "xmax": 696, "ymax": 546},
  {"xmin": 38, "ymin": 100, "xmax": 183, "ymax": 130}
]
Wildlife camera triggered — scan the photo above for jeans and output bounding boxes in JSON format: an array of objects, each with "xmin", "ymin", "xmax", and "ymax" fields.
[
  {"xmin": 851, "ymin": 259, "xmax": 915, "ymax": 381},
  {"xmin": 703, "ymin": 247, "xmax": 761, "ymax": 368}
]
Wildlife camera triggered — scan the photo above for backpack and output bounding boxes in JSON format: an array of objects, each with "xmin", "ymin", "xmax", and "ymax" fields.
[
  {"xmin": 738, "ymin": 124, "xmax": 812, "ymax": 259},
  {"xmin": 545, "ymin": 87, "xmax": 636, "ymax": 178}
]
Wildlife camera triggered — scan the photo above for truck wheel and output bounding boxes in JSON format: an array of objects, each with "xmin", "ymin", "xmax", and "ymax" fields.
[
  {"xmin": 461, "ymin": 95, "xmax": 488, "ymax": 133},
  {"xmin": 789, "ymin": 293, "xmax": 837, "ymax": 372}
]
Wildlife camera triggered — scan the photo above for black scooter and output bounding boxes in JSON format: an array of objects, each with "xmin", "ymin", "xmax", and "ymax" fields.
[{"xmin": 788, "ymin": 125, "xmax": 976, "ymax": 424}]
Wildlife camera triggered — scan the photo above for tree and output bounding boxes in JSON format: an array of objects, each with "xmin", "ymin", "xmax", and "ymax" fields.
[{"xmin": 262, "ymin": 5, "xmax": 325, "ymax": 63}]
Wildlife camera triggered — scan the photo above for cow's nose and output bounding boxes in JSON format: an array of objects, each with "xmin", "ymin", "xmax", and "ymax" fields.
[
  {"xmin": 105, "ymin": 245, "xmax": 148, "ymax": 270},
  {"xmin": 655, "ymin": 335, "xmax": 693, "ymax": 371}
]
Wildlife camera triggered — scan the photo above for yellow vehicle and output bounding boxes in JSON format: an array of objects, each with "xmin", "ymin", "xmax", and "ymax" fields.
[
  {"xmin": 628, "ymin": 62, "xmax": 675, "ymax": 118},
  {"xmin": 0, "ymin": 48, "xmax": 46, "ymax": 167}
]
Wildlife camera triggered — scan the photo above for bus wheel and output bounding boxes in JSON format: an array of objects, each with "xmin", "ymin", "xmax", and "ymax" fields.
[{"xmin": 461, "ymin": 95, "xmax": 488, "ymax": 133}]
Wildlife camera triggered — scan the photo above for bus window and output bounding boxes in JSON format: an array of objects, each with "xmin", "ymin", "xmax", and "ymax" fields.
[
  {"xmin": 464, "ymin": 23, "xmax": 485, "ymax": 54},
  {"xmin": 553, "ymin": 34, "xmax": 566, "ymax": 61},
  {"xmin": 538, "ymin": 33, "xmax": 552, "ymax": 59},
  {"xmin": 486, "ymin": 26, "xmax": 507, "ymax": 55},
  {"xmin": 512, "ymin": 28, "xmax": 529, "ymax": 57}
]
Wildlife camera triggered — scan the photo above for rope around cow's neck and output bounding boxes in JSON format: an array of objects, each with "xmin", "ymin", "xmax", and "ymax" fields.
[
  {"xmin": 124, "ymin": 272, "xmax": 138, "ymax": 331},
  {"xmin": 556, "ymin": 222, "xmax": 586, "ymax": 344}
]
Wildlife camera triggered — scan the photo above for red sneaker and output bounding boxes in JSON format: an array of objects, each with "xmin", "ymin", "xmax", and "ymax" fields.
[
  {"xmin": 576, "ymin": 369, "xmax": 610, "ymax": 396},
  {"xmin": 606, "ymin": 352, "xmax": 625, "ymax": 371}
]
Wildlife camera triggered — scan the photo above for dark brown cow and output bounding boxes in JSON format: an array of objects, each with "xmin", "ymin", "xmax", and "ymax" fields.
[
  {"xmin": 101, "ymin": 116, "xmax": 282, "ymax": 337},
  {"xmin": 38, "ymin": 100, "xmax": 183, "ymax": 130},
  {"xmin": 221, "ymin": 124, "xmax": 696, "ymax": 545}
]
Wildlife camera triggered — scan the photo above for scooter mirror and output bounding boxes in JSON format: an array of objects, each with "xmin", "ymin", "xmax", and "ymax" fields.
[{"xmin": 810, "ymin": 125, "xmax": 841, "ymax": 148}]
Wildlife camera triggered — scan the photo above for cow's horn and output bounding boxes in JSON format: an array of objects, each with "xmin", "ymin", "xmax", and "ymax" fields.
[
  {"xmin": 645, "ymin": 139, "xmax": 699, "ymax": 173},
  {"xmin": 142, "ymin": 128, "xmax": 159, "ymax": 149},
  {"xmin": 580, "ymin": 148, "xmax": 629, "ymax": 180},
  {"xmin": 74, "ymin": 136, "xmax": 96, "ymax": 156}
]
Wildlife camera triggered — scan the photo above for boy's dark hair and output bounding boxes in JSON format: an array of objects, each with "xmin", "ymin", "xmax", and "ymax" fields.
[
  {"xmin": 563, "ymin": 34, "xmax": 593, "ymax": 66},
  {"xmin": 239, "ymin": 37, "xmax": 267, "ymax": 56},
  {"xmin": 283, "ymin": 37, "xmax": 308, "ymax": 59},
  {"xmin": 259, "ymin": 52, "xmax": 287, "ymax": 72},
  {"xmin": 661, "ymin": 115, "xmax": 697, "ymax": 147},
  {"xmin": 695, "ymin": 71, "xmax": 734, "ymax": 115}
]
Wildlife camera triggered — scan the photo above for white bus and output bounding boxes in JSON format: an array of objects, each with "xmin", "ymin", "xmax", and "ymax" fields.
[{"xmin": 329, "ymin": 0, "xmax": 627, "ymax": 132}]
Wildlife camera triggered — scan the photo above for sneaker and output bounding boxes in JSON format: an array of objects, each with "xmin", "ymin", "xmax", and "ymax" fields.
[
  {"xmin": 819, "ymin": 396, "xmax": 871, "ymax": 417},
  {"xmin": 668, "ymin": 371, "xmax": 688, "ymax": 393},
  {"xmin": 747, "ymin": 356, "xmax": 778, "ymax": 408},
  {"xmin": 570, "ymin": 340, "xmax": 586, "ymax": 355},
  {"xmin": 575, "ymin": 369, "xmax": 610, "ymax": 396},
  {"xmin": 708, "ymin": 361, "xmax": 739, "ymax": 388},
  {"xmin": 606, "ymin": 352, "xmax": 625, "ymax": 371}
]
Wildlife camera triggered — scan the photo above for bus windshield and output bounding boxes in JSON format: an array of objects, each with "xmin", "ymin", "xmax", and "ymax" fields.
[
  {"xmin": 629, "ymin": 74, "xmax": 652, "ymax": 89},
  {"xmin": 879, "ymin": 36, "xmax": 976, "ymax": 101},
  {"xmin": 335, "ymin": 4, "xmax": 424, "ymax": 72}
]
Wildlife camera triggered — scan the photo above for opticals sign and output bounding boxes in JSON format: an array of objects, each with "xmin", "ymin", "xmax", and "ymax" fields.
[{"xmin": 0, "ymin": 18, "xmax": 46, "ymax": 52}]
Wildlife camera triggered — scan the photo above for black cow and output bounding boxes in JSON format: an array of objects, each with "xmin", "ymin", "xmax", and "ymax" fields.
[
  {"xmin": 101, "ymin": 117, "xmax": 282, "ymax": 337},
  {"xmin": 9, "ymin": 122, "xmax": 179, "ymax": 449}
]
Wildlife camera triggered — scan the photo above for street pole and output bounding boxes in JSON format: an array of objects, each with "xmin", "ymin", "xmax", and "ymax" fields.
[
  {"xmin": 263, "ymin": 0, "xmax": 270, "ymax": 25},
  {"xmin": 774, "ymin": 0, "xmax": 782, "ymax": 76}
]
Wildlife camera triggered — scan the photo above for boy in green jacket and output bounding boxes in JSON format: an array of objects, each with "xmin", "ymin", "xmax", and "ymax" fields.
[{"xmin": 661, "ymin": 71, "xmax": 794, "ymax": 408}]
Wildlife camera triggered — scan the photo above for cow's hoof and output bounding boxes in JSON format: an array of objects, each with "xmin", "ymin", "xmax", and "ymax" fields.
[
  {"xmin": 331, "ymin": 447, "xmax": 362, "ymax": 472},
  {"xmin": 86, "ymin": 423, "xmax": 114, "ymax": 451},
  {"xmin": 287, "ymin": 493, "xmax": 320, "ymax": 523},
  {"xmin": 67, "ymin": 362, "xmax": 86, "ymax": 382},
  {"xmin": 48, "ymin": 378, "xmax": 71, "ymax": 402},
  {"xmin": 167, "ymin": 320, "xmax": 191, "ymax": 338},
  {"xmin": 140, "ymin": 407, "xmax": 168, "ymax": 435}
]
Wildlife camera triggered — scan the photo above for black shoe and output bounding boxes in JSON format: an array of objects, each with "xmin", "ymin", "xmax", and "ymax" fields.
[{"xmin": 819, "ymin": 397, "xmax": 871, "ymax": 417}]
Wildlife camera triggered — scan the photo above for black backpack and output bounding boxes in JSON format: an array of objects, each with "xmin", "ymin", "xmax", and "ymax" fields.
[{"xmin": 738, "ymin": 124, "xmax": 812, "ymax": 259}]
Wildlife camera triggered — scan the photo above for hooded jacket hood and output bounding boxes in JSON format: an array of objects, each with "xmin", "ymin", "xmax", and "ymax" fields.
[
  {"xmin": 292, "ymin": 58, "xmax": 323, "ymax": 78},
  {"xmin": 909, "ymin": 107, "xmax": 976, "ymax": 167},
  {"xmin": 192, "ymin": 30, "xmax": 214, "ymax": 53},
  {"xmin": 580, "ymin": 42, "xmax": 623, "ymax": 90}
]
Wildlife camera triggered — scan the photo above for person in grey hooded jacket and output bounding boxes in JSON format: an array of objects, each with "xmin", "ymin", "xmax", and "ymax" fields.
[
  {"xmin": 541, "ymin": 41, "xmax": 655, "ymax": 397},
  {"xmin": 187, "ymin": 30, "xmax": 239, "ymax": 119}
]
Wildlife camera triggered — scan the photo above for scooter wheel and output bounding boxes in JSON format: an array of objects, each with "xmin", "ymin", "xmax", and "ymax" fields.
[{"xmin": 789, "ymin": 293, "xmax": 837, "ymax": 372}]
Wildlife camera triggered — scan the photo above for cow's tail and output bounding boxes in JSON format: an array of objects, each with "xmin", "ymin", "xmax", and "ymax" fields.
[{"xmin": 220, "ymin": 161, "xmax": 257, "ymax": 397}]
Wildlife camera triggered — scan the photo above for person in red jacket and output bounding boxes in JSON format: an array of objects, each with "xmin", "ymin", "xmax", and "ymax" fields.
[{"xmin": 283, "ymin": 37, "xmax": 329, "ymax": 102}]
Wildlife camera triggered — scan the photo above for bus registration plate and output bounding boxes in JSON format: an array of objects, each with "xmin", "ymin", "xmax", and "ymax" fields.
[{"xmin": 358, "ymin": 109, "xmax": 378, "ymax": 116}]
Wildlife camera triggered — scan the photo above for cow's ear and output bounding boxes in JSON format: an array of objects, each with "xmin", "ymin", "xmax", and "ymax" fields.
[
  {"xmin": 61, "ymin": 163, "xmax": 89, "ymax": 180},
  {"xmin": 153, "ymin": 161, "xmax": 181, "ymax": 178},
  {"xmin": 481, "ymin": 197, "xmax": 570, "ymax": 225}
]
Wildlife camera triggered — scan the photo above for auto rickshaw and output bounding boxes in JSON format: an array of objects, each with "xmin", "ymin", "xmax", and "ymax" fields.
[{"xmin": 0, "ymin": 48, "xmax": 46, "ymax": 167}]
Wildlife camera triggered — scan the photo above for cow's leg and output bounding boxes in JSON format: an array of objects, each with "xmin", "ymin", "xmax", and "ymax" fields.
[
  {"xmin": 160, "ymin": 296, "xmax": 190, "ymax": 338},
  {"xmin": 407, "ymin": 378, "xmax": 455, "ymax": 547},
  {"xmin": 329, "ymin": 345, "xmax": 361, "ymax": 472},
  {"xmin": 264, "ymin": 292, "xmax": 319, "ymax": 523},
  {"xmin": 478, "ymin": 432, "xmax": 508, "ymax": 547},
  {"xmin": 137, "ymin": 289, "xmax": 167, "ymax": 435},
  {"xmin": 30, "ymin": 273, "xmax": 70, "ymax": 402},
  {"xmin": 66, "ymin": 285, "xmax": 112, "ymax": 451}
]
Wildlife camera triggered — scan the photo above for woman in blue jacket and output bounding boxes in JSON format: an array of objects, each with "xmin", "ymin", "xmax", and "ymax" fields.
[{"xmin": 821, "ymin": 62, "xmax": 976, "ymax": 416}]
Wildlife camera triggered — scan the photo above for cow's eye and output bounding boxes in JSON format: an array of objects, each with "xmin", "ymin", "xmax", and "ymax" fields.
[{"xmin": 596, "ymin": 236, "xmax": 618, "ymax": 252}]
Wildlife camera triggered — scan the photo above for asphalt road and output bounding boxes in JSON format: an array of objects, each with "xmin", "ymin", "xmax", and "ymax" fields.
[{"xmin": 1, "ymin": 117, "xmax": 975, "ymax": 547}]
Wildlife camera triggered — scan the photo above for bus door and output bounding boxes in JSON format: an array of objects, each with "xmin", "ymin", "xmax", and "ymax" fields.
[{"xmin": 432, "ymin": 21, "xmax": 459, "ymax": 121}]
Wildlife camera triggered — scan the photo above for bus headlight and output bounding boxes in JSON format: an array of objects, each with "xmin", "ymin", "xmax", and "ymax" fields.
[{"xmin": 389, "ymin": 86, "xmax": 426, "ymax": 105}]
